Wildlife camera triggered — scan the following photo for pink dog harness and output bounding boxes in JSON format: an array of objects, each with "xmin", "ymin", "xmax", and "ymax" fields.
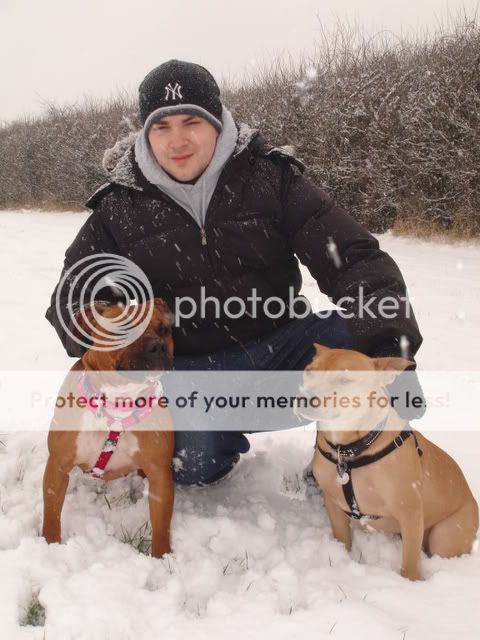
[{"xmin": 77, "ymin": 371, "xmax": 163, "ymax": 479}]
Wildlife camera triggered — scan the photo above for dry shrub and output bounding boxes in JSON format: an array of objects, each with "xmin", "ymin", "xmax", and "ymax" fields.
[{"xmin": 0, "ymin": 14, "xmax": 478, "ymax": 238}]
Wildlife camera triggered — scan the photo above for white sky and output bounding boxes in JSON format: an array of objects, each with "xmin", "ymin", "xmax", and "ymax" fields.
[{"xmin": 1, "ymin": 0, "xmax": 478, "ymax": 123}]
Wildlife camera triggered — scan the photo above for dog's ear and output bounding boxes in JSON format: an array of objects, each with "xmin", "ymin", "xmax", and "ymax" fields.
[
  {"xmin": 313, "ymin": 343, "xmax": 330, "ymax": 355},
  {"xmin": 153, "ymin": 298, "xmax": 168, "ymax": 313},
  {"xmin": 374, "ymin": 357, "xmax": 416, "ymax": 385},
  {"xmin": 374, "ymin": 357, "xmax": 415, "ymax": 372},
  {"xmin": 152, "ymin": 298, "xmax": 174, "ymax": 325},
  {"xmin": 71, "ymin": 302, "xmax": 110, "ymax": 340}
]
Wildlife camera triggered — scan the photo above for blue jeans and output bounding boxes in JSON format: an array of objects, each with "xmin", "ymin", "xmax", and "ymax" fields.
[{"xmin": 170, "ymin": 312, "xmax": 352, "ymax": 485}]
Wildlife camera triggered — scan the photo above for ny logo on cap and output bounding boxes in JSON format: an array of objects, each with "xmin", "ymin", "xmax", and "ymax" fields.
[{"xmin": 164, "ymin": 83, "xmax": 183, "ymax": 101}]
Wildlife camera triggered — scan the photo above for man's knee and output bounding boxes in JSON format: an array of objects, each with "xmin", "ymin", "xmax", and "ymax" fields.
[
  {"xmin": 311, "ymin": 311, "xmax": 353, "ymax": 349},
  {"xmin": 172, "ymin": 431, "xmax": 249, "ymax": 485},
  {"xmin": 290, "ymin": 311, "xmax": 353, "ymax": 370}
]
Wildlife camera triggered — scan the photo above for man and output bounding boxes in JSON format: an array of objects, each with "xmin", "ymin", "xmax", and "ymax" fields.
[{"xmin": 46, "ymin": 59, "xmax": 423, "ymax": 485}]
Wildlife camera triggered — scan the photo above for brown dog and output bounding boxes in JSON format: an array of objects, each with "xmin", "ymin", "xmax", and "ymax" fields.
[
  {"xmin": 297, "ymin": 344, "xmax": 478, "ymax": 580},
  {"xmin": 42, "ymin": 299, "xmax": 175, "ymax": 557}
]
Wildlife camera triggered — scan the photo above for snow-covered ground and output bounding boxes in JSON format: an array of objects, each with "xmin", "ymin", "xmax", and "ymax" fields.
[{"xmin": 0, "ymin": 210, "xmax": 479, "ymax": 640}]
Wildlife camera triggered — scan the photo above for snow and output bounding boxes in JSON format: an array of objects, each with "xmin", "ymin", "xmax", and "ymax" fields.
[{"xmin": 0, "ymin": 210, "xmax": 479, "ymax": 639}]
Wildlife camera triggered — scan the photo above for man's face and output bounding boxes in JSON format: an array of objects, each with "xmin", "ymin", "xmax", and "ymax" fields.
[{"xmin": 147, "ymin": 114, "xmax": 219, "ymax": 182}]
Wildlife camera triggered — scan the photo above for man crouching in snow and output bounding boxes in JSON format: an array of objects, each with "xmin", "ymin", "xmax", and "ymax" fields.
[{"xmin": 46, "ymin": 59, "xmax": 424, "ymax": 485}]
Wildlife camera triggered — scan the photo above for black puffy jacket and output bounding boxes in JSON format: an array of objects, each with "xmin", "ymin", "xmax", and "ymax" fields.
[{"xmin": 46, "ymin": 125, "xmax": 422, "ymax": 359}]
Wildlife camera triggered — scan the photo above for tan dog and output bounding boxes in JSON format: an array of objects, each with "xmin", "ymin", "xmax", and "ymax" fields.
[
  {"xmin": 297, "ymin": 344, "xmax": 478, "ymax": 580},
  {"xmin": 42, "ymin": 299, "xmax": 175, "ymax": 557}
]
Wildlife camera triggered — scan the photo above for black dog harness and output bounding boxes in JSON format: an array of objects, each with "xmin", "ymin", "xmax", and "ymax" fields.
[{"xmin": 316, "ymin": 423, "xmax": 423, "ymax": 521}]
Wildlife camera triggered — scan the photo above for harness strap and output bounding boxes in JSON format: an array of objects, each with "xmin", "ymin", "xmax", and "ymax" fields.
[
  {"xmin": 325, "ymin": 424, "xmax": 385, "ymax": 458},
  {"xmin": 318, "ymin": 428, "xmax": 423, "ymax": 469},
  {"xmin": 90, "ymin": 429, "xmax": 122, "ymax": 479},
  {"xmin": 317, "ymin": 427, "xmax": 423, "ymax": 520},
  {"xmin": 77, "ymin": 372, "xmax": 164, "ymax": 479},
  {"xmin": 341, "ymin": 477, "xmax": 365, "ymax": 520}
]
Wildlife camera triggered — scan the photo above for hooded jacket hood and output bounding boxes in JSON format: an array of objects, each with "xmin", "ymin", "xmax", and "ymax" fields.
[
  {"xmin": 133, "ymin": 106, "xmax": 238, "ymax": 228},
  {"xmin": 87, "ymin": 118, "xmax": 304, "ymax": 211}
]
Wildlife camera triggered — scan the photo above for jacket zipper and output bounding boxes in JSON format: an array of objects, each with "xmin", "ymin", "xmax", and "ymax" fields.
[
  {"xmin": 150, "ymin": 149, "xmax": 247, "ymax": 252},
  {"xmin": 153, "ymin": 189, "xmax": 209, "ymax": 247}
]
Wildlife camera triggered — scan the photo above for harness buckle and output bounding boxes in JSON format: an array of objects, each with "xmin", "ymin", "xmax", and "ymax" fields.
[{"xmin": 394, "ymin": 435, "xmax": 404, "ymax": 448}]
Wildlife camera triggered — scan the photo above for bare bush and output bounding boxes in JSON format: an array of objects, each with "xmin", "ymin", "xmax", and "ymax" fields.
[
  {"xmin": 0, "ymin": 15, "xmax": 478, "ymax": 237},
  {"xmin": 0, "ymin": 93, "xmax": 138, "ymax": 209}
]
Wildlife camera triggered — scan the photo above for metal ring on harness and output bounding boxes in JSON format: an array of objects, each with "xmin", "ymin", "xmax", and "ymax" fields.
[{"xmin": 394, "ymin": 435, "xmax": 404, "ymax": 448}]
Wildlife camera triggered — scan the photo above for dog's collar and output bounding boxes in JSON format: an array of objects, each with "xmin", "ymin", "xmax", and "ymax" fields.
[
  {"xmin": 324, "ymin": 418, "xmax": 387, "ymax": 459},
  {"xmin": 77, "ymin": 370, "xmax": 163, "ymax": 425},
  {"xmin": 318, "ymin": 424, "xmax": 422, "ymax": 471}
]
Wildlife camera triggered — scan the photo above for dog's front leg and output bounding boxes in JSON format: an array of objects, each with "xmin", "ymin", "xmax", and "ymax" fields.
[
  {"xmin": 143, "ymin": 464, "xmax": 174, "ymax": 558},
  {"xmin": 323, "ymin": 492, "xmax": 352, "ymax": 551},
  {"xmin": 399, "ymin": 506, "xmax": 424, "ymax": 580},
  {"xmin": 42, "ymin": 455, "xmax": 70, "ymax": 544}
]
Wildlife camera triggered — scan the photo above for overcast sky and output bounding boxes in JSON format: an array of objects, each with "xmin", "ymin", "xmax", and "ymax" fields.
[{"xmin": 1, "ymin": 0, "xmax": 477, "ymax": 123}]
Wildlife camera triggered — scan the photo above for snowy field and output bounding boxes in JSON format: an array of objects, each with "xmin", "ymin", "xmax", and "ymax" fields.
[{"xmin": 0, "ymin": 210, "xmax": 479, "ymax": 639}]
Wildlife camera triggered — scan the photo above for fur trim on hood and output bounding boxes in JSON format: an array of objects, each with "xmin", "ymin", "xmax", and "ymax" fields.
[{"xmin": 102, "ymin": 131, "xmax": 139, "ymax": 173}]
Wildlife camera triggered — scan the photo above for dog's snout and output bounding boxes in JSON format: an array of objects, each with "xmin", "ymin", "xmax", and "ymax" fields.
[{"xmin": 144, "ymin": 339, "xmax": 167, "ymax": 356}]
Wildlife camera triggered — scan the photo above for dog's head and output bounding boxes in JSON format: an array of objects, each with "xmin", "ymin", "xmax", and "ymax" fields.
[
  {"xmin": 75, "ymin": 298, "xmax": 174, "ymax": 378},
  {"xmin": 296, "ymin": 343, "xmax": 414, "ymax": 439}
]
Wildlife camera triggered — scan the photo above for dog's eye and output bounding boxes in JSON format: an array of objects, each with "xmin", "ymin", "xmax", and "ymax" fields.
[{"xmin": 156, "ymin": 325, "xmax": 171, "ymax": 338}]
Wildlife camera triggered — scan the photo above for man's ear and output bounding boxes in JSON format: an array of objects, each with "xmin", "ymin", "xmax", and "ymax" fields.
[
  {"xmin": 152, "ymin": 297, "xmax": 169, "ymax": 314},
  {"xmin": 374, "ymin": 357, "xmax": 416, "ymax": 385}
]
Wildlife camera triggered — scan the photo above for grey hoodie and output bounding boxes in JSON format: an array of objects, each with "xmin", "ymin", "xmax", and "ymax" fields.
[{"xmin": 134, "ymin": 106, "xmax": 238, "ymax": 228}]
